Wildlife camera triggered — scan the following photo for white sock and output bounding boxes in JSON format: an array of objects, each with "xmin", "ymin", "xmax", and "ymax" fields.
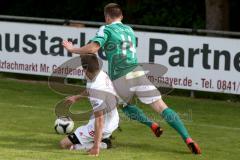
[{"xmin": 70, "ymin": 142, "xmax": 107, "ymax": 150}]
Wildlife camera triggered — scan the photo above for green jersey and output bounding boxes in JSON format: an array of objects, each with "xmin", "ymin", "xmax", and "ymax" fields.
[{"xmin": 91, "ymin": 21, "xmax": 138, "ymax": 80}]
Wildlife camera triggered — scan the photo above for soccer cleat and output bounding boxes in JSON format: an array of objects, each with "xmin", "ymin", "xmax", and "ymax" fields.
[
  {"xmin": 186, "ymin": 138, "xmax": 201, "ymax": 154},
  {"xmin": 151, "ymin": 122, "xmax": 163, "ymax": 137},
  {"xmin": 102, "ymin": 138, "xmax": 112, "ymax": 149}
]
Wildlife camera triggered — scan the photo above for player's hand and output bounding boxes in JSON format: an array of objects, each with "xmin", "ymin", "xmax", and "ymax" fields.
[
  {"xmin": 65, "ymin": 96, "xmax": 78, "ymax": 105},
  {"xmin": 88, "ymin": 146, "xmax": 100, "ymax": 157},
  {"xmin": 62, "ymin": 40, "xmax": 74, "ymax": 52}
]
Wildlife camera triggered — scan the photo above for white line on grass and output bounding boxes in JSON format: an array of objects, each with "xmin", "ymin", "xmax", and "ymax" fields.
[{"xmin": 0, "ymin": 102, "xmax": 53, "ymax": 111}]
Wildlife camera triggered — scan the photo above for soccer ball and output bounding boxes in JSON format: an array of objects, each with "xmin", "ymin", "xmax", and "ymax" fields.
[{"xmin": 54, "ymin": 116, "xmax": 74, "ymax": 134}]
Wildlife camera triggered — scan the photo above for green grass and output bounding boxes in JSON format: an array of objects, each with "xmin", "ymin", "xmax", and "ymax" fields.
[{"xmin": 0, "ymin": 78, "xmax": 240, "ymax": 160}]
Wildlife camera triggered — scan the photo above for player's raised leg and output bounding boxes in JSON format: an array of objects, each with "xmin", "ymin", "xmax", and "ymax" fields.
[
  {"xmin": 126, "ymin": 68, "xmax": 201, "ymax": 154},
  {"xmin": 150, "ymin": 99, "xmax": 201, "ymax": 154}
]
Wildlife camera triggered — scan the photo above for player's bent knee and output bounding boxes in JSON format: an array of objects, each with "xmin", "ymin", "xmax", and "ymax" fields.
[
  {"xmin": 59, "ymin": 139, "xmax": 68, "ymax": 149},
  {"xmin": 59, "ymin": 136, "xmax": 74, "ymax": 149},
  {"xmin": 59, "ymin": 140, "xmax": 65, "ymax": 149}
]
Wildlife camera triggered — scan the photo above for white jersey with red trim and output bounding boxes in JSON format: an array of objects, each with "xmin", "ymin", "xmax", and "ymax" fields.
[{"xmin": 74, "ymin": 71, "xmax": 119, "ymax": 144}]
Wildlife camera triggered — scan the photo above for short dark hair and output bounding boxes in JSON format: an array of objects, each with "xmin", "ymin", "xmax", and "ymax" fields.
[
  {"xmin": 80, "ymin": 54, "xmax": 100, "ymax": 73},
  {"xmin": 104, "ymin": 3, "xmax": 122, "ymax": 19}
]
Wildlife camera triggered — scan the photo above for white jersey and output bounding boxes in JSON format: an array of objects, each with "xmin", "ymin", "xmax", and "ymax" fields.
[
  {"xmin": 86, "ymin": 70, "xmax": 119, "ymax": 134},
  {"xmin": 74, "ymin": 71, "xmax": 119, "ymax": 144}
]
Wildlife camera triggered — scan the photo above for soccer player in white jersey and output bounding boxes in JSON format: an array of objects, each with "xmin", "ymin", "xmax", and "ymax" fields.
[{"xmin": 59, "ymin": 54, "xmax": 119, "ymax": 156}]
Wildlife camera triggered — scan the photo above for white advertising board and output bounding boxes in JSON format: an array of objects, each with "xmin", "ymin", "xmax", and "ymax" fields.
[{"xmin": 0, "ymin": 21, "xmax": 239, "ymax": 94}]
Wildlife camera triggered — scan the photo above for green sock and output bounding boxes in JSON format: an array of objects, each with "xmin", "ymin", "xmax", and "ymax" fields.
[
  {"xmin": 162, "ymin": 108, "xmax": 190, "ymax": 141},
  {"xmin": 121, "ymin": 104, "xmax": 153, "ymax": 128}
]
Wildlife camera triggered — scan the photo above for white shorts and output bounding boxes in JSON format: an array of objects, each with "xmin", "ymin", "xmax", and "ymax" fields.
[
  {"xmin": 113, "ymin": 67, "xmax": 162, "ymax": 104},
  {"xmin": 74, "ymin": 122, "xmax": 112, "ymax": 144}
]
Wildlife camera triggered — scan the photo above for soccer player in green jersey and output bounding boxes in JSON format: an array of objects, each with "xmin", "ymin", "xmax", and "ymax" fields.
[{"xmin": 62, "ymin": 3, "xmax": 201, "ymax": 154}]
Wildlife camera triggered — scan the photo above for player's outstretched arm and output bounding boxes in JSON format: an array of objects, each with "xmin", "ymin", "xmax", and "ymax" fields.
[
  {"xmin": 65, "ymin": 90, "xmax": 89, "ymax": 104},
  {"xmin": 62, "ymin": 40, "xmax": 100, "ymax": 54},
  {"xmin": 88, "ymin": 110, "xmax": 104, "ymax": 156}
]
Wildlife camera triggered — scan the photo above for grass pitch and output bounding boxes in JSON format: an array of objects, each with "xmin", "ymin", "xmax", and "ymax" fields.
[{"xmin": 0, "ymin": 78, "xmax": 240, "ymax": 160}]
